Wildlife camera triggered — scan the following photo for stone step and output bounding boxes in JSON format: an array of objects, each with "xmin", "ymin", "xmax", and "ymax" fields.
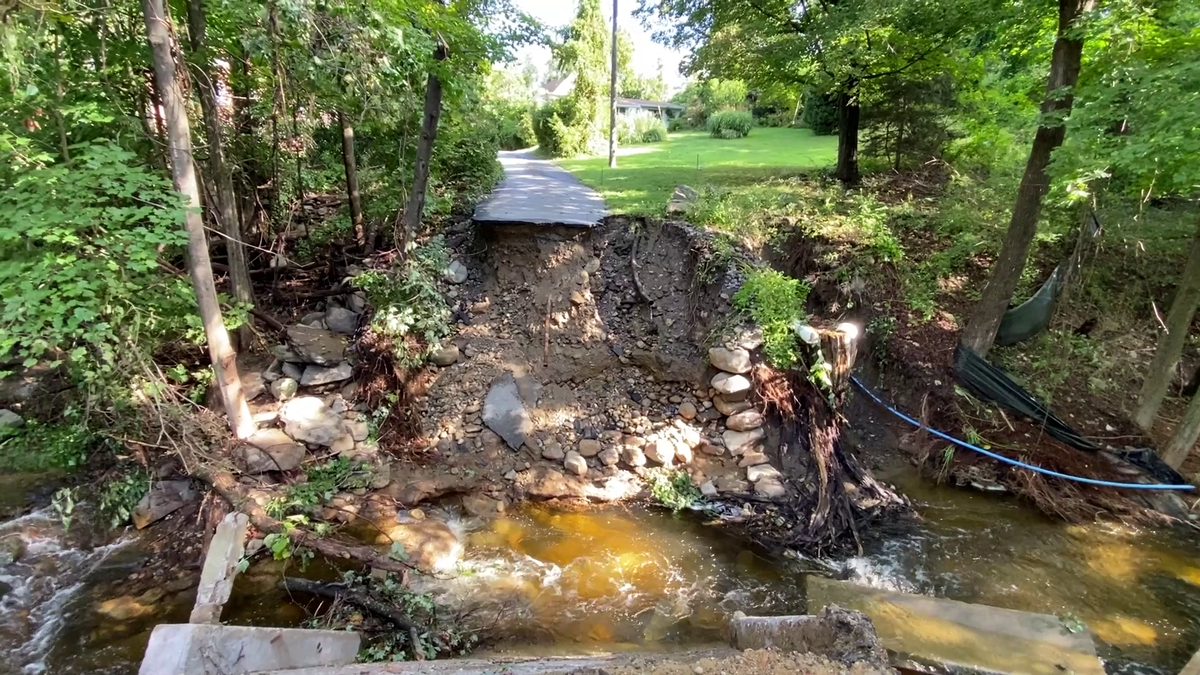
[{"xmin": 806, "ymin": 577, "xmax": 1105, "ymax": 675}]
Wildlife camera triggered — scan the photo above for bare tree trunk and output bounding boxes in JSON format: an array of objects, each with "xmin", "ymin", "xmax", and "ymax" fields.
[
  {"xmin": 398, "ymin": 42, "xmax": 448, "ymax": 257},
  {"xmin": 292, "ymin": 105, "xmax": 303, "ymax": 200},
  {"xmin": 607, "ymin": 0, "xmax": 618, "ymax": 169},
  {"xmin": 959, "ymin": 0, "xmax": 1095, "ymax": 356},
  {"xmin": 186, "ymin": 0, "xmax": 255, "ymax": 349},
  {"xmin": 142, "ymin": 0, "xmax": 255, "ymax": 439},
  {"xmin": 52, "ymin": 31, "xmax": 71, "ymax": 163},
  {"xmin": 834, "ymin": 83, "xmax": 860, "ymax": 185},
  {"xmin": 1135, "ymin": 218, "xmax": 1200, "ymax": 432},
  {"xmin": 338, "ymin": 110, "xmax": 365, "ymax": 247},
  {"xmin": 1163, "ymin": 389, "xmax": 1200, "ymax": 469},
  {"xmin": 267, "ymin": 0, "xmax": 286, "ymax": 215}
]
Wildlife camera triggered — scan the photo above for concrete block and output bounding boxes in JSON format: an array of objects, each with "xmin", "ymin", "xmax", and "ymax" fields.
[
  {"xmin": 807, "ymin": 577, "xmax": 1105, "ymax": 675},
  {"xmin": 138, "ymin": 624, "xmax": 360, "ymax": 675},
  {"xmin": 189, "ymin": 512, "xmax": 248, "ymax": 624},
  {"xmin": 729, "ymin": 605, "xmax": 890, "ymax": 669}
]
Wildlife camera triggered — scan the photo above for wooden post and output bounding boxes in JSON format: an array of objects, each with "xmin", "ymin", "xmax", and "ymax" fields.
[{"xmin": 608, "ymin": 0, "xmax": 618, "ymax": 169}]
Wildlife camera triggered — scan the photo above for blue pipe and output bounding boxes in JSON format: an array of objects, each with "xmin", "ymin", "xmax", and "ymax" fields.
[{"xmin": 850, "ymin": 376, "xmax": 1195, "ymax": 492}]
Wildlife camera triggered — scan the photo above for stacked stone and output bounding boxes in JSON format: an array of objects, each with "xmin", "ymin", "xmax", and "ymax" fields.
[{"xmin": 707, "ymin": 346, "xmax": 786, "ymax": 500}]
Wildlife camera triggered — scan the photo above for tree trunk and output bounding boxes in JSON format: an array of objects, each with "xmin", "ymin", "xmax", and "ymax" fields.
[
  {"xmin": 186, "ymin": 0, "xmax": 255, "ymax": 349},
  {"xmin": 834, "ymin": 83, "xmax": 860, "ymax": 185},
  {"xmin": 959, "ymin": 0, "xmax": 1095, "ymax": 357},
  {"xmin": 1163, "ymin": 389, "xmax": 1200, "ymax": 469},
  {"xmin": 1135, "ymin": 218, "xmax": 1200, "ymax": 432},
  {"xmin": 608, "ymin": 0, "xmax": 618, "ymax": 169},
  {"xmin": 338, "ymin": 110, "xmax": 365, "ymax": 247},
  {"xmin": 398, "ymin": 43, "xmax": 448, "ymax": 257},
  {"xmin": 141, "ymin": 0, "xmax": 255, "ymax": 439}
]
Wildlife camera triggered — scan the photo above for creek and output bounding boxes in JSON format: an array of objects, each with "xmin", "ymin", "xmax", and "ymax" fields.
[{"xmin": 2, "ymin": 465, "xmax": 1199, "ymax": 675}]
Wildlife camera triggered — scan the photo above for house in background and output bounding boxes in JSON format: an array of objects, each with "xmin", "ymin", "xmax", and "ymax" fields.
[{"xmin": 540, "ymin": 76, "xmax": 683, "ymax": 125}]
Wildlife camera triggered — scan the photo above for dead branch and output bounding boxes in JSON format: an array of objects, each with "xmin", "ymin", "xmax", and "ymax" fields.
[
  {"xmin": 630, "ymin": 236, "xmax": 652, "ymax": 305},
  {"xmin": 279, "ymin": 577, "xmax": 417, "ymax": 630}
]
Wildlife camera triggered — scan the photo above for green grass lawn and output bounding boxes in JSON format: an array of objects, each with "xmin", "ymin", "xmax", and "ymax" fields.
[{"xmin": 557, "ymin": 128, "xmax": 839, "ymax": 214}]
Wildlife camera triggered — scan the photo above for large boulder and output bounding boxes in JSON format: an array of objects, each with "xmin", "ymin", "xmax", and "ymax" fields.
[
  {"xmin": 722, "ymin": 428, "xmax": 765, "ymax": 456},
  {"xmin": 0, "ymin": 409, "xmax": 23, "ymax": 429},
  {"xmin": 299, "ymin": 363, "xmax": 353, "ymax": 387},
  {"xmin": 482, "ymin": 372, "xmax": 533, "ymax": 451},
  {"xmin": 236, "ymin": 442, "xmax": 305, "ymax": 474},
  {"xmin": 324, "ymin": 307, "xmax": 359, "ymax": 335},
  {"xmin": 726, "ymin": 410, "xmax": 764, "ymax": 432},
  {"xmin": 281, "ymin": 397, "xmax": 345, "ymax": 446},
  {"xmin": 711, "ymin": 372, "xmax": 752, "ymax": 400},
  {"xmin": 374, "ymin": 519, "xmax": 462, "ymax": 572},
  {"xmin": 285, "ymin": 326, "xmax": 347, "ymax": 366}
]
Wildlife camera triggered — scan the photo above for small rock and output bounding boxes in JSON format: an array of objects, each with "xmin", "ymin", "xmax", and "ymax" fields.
[
  {"xmin": 344, "ymin": 420, "xmax": 370, "ymax": 442},
  {"xmin": 644, "ymin": 440, "xmax": 673, "ymax": 466},
  {"xmin": 324, "ymin": 306, "xmax": 359, "ymax": 335},
  {"xmin": 577, "ymin": 438, "xmax": 603, "ymax": 457},
  {"xmin": 282, "ymin": 361, "xmax": 304, "ymax": 381},
  {"xmin": 409, "ymin": 508, "xmax": 426, "ymax": 521},
  {"xmin": 0, "ymin": 409, "xmax": 23, "ymax": 428},
  {"xmin": 746, "ymin": 464, "xmax": 782, "ymax": 483},
  {"xmin": 286, "ymin": 325, "xmax": 347, "ymax": 365},
  {"xmin": 598, "ymin": 446, "xmax": 620, "ymax": 466},
  {"xmin": 300, "ymin": 362, "xmax": 353, "ymax": 387},
  {"xmin": 0, "ymin": 536, "xmax": 26, "ymax": 565},
  {"xmin": 722, "ymin": 428, "xmax": 765, "ymax": 456},
  {"xmin": 737, "ymin": 452, "xmax": 769, "ymax": 468},
  {"xmin": 621, "ymin": 435, "xmax": 647, "ymax": 448},
  {"xmin": 711, "ymin": 372, "xmax": 752, "ymax": 399},
  {"xmin": 236, "ymin": 441, "xmax": 305, "ymax": 473},
  {"xmin": 430, "ymin": 345, "xmax": 460, "ymax": 367},
  {"xmin": 300, "ymin": 311, "xmax": 325, "ymax": 326},
  {"xmin": 504, "ymin": 470, "xmax": 519, "ymax": 481},
  {"xmin": 95, "ymin": 595, "xmax": 153, "ymax": 621},
  {"xmin": 270, "ymin": 377, "xmax": 298, "ymax": 401},
  {"xmin": 621, "ymin": 445, "xmax": 647, "ymax": 468},
  {"xmin": 673, "ymin": 441, "xmax": 693, "ymax": 465},
  {"xmin": 754, "ymin": 477, "xmax": 786, "ymax": 499},
  {"xmin": 240, "ymin": 372, "xmax": 266, "ymax": 401},
  {"xmin": 564, "ymin": 451, "xmax": 588, "ymax": 476},
  {"xmin": 699, "ymin": 481, "xmax": 718, "ymax": 498},
  {"xmin": 281, "ymin": 396, "xmax": 345, "ymax": 446},
  {"xmin": 725, "ymin": 410, "xmax": 764, "ymax": 432},
  {"xmin": 347, "ymin": 291, "xmax": 367, "ymax": 313},
  {"xmin": 697, "ymin": 440, "xmax": 725, "ymax": 456},
  {"xmin": 542, "ymin": 442, "xmax": 565, "ymax": 460},
  {"xmin": 678, "ymin": 401, "xmax": 697, "ymax": 420},
  {"xmin": 708, "ymin": 347, "xmax": 752, "ymax": 374},
  {"xmin": 444, "ymin": 260, "xmax": 468, "ymax": 284}
]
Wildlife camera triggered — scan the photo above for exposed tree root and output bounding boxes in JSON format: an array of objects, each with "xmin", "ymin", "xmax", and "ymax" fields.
[
  {"xmin": 355, "ymin": 325, "xmax": 429, "ymax": 445},
  {"xmin": 747, "ymin": 333, "xmax": 909, "ymax": 555},
  {"xmin": 280, "ymin": 577, "xmax": 416, "ymax": 630}
]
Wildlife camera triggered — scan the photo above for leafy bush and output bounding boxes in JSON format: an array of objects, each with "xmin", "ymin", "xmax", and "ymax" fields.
[
  {"xmin": 646, "ymin": 468, "xmax": 703, "ymax": 511},
  {"xmin": 353, "ymin": 238, "xmax": 451, "ymax": 368},
  {"xmin": 707, "ymin": 110, "xmax": 753, "ymax": 139},
  {"xmin": 617, "ymin": 113, "xmax": 668, "ymax": 145},
  {"xmin": 667, "ymin": 116, "xmax": 690, "ymax": 132},
  {"xmin": 0, "ymin": 139, "xmax": 195, "ymax": 384},
  {"xmin": 533, "ymin": 97, "xmax": 595, "ymax": 157},
  {"xmin": 0, "ymin": 418, "xmax": 97, "ymax": 471},
  {"xmin": 496, "ymin": 103, "xmax": 537, "ymax": 150},
  {"xmin": 733, "ymin": 269, "xmax": 811, "ymax": 369},
  {"xmin": 431, "ymin": 112, "xmax": 503, "ymax": 203},
  {"xmin": 99, "ymin": 470, "xmax": 150, "ymax": 528},
  {"xmin": 802, "ymin": 90, "xmax": 839, "ymax": 135}
]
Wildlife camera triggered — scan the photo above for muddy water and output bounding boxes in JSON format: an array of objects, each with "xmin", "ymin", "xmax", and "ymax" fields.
[{"xmin": 4, "ymin": 466, "xmax": 1200, "ymax": 674}]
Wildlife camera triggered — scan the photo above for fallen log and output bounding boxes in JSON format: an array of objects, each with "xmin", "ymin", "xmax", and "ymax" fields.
[{"xmin": 197, "ymin": 468, "xmax": 414, "ymax": 574}]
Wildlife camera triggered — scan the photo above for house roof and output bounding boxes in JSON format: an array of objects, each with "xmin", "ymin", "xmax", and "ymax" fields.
[
  {"xmin": 542, "ymin": 76, "xmax": 570, "ymax": 93},
  {"xmin": 616, "ymin": 97, "xmax": 684, "ymax": 111}
]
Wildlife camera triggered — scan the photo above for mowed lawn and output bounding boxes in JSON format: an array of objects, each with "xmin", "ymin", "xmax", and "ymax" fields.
[{"xmin": 557, "ymin": 128, "xmax": 838, "ymax": 214}]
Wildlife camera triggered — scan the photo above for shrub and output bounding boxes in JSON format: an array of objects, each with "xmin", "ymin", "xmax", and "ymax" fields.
[
  {"xmin": 707, "ymin": 110, "xmax": 753, "ymax": 138},
  {"xmin": 533, "ymin": 97, "xmax": 595, "ymax": 157},
  {"xmin": 618, "ymin": 113, "xmax": 669, "ymax": 145},
  {"xmin": 496, "ymin": 103, "xmax": 537, "ymax": 150},
  {"xmin": 802, "ymin": 90, "xmax": 839, "ymax": 135},
  {"xmin": 667, "ymin": 116, "xmax": 690, "ymax": 132},
  {"xmin": 733, "ymin": 268, "xmax": 811, "ymax": 369},
  {"xmin": 353, "ymin": 238, "xmax": 451, "ymax": 368},
  {"xmin": 0, "ymin": 139, "xmax": 195, "ymax": 384}
]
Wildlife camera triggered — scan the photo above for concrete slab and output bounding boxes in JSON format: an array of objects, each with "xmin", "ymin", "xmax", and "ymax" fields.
[
  {"xmin": 473, "ymin": 150, "xmax": 606, "ymax": 227},
  {"xmin": 190, "ymin": 512, "xmax": 248, "ymax": 623},
  {"xmin": 807, "ymin": 577, "xmax": 1105, "ymax": 675},
  {"xmin": 138, "ymin": 624, "xmax": 359, "ymax": 675}
]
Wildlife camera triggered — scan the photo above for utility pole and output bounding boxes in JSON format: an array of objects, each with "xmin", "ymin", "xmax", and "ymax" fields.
[{"xmin": 608, "ymin": 0, "xmax": 617, "ymax": 168}]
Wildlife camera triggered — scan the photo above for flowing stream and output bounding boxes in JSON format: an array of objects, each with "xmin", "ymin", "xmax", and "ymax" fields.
[{"xmin": 2, "ymin": 465, "xmax": 1199, "ymax": 675}]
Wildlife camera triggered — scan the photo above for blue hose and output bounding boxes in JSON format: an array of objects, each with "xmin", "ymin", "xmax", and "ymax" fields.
[{"xmin": 850, "ymin": 376, "xmax": 1195, "ymax": 492}]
